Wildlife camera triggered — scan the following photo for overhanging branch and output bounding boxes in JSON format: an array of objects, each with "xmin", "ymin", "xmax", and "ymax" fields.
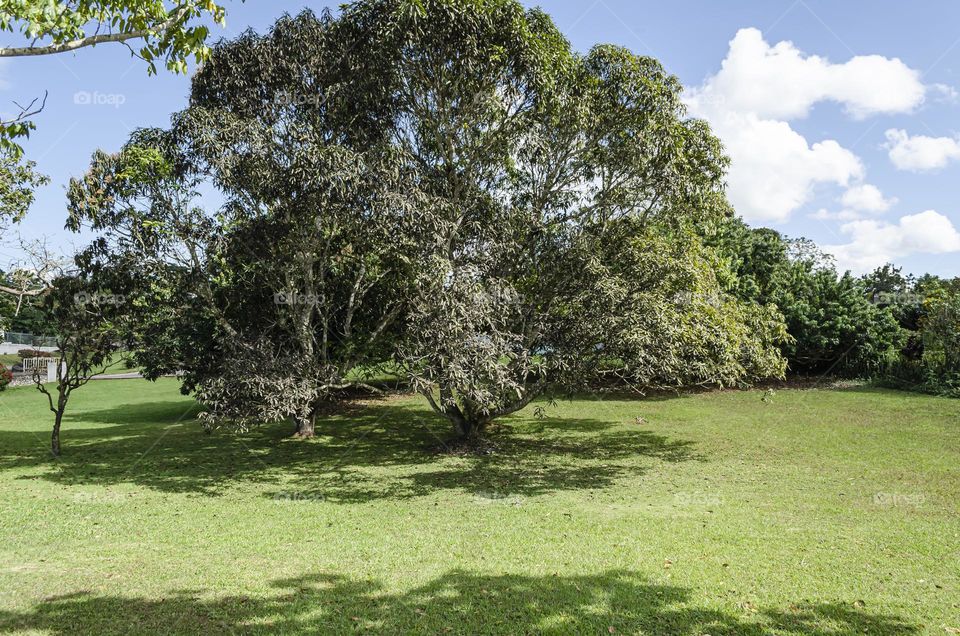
[{"xmin": 0, "ymin": 7, "xmax": 190, "ymax": 59}]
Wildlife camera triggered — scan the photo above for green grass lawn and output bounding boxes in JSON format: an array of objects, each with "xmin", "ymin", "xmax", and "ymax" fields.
[{"xmin": 0, "ymin": 380, "xmax": 957, "ymax": 634}]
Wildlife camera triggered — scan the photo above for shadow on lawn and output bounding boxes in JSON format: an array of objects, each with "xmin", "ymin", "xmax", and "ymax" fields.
[
  {"xmin": 0, "ymin": 397, "xmax": 700, "ymax": 500},
  {"xmin": 0, "ymin": 569, "xmax": 918, "ymax": 635}
]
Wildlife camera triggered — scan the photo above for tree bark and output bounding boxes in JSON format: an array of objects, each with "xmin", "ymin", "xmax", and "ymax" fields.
[
  {"xmin": 294, "ymin": 412, "xmax": 316, "ymax": 438},
  {"xmin": 294, "ymin": 398, "xmax": 327, "ymax": 438},
  {"xmin": 51, "ymin": 410, "xmax": 63, "ymax": 457},
  {"xmin": 456, "ymin": 416, "xmax": 488, "ymax": 440}
]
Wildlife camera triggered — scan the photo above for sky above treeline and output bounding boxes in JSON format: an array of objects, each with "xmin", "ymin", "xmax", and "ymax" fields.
[{"xmin": 3, "ymin": 0, "xmax": 960, "ymax": 277}]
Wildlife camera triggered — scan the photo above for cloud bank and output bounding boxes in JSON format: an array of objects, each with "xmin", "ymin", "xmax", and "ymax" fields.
[{"xmin": 685, "ymin": 28, "xmax": 925, "ymax": 223}]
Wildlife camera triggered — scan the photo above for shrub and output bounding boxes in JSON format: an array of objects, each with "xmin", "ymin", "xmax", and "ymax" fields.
[
  {"xmin": 18, "ymin": 349, "xmax": 53, "ymax": 359},
  {"xmin": 0, "ymin": 365, "xmax": 12, "ymax": 392},
  {"xmin": 879, "ymin": 359, "xmax": 960, "ymax": 397},
  {"xmin": 712, "ymin": 223, "xmax": 906, "ymax": 378}
]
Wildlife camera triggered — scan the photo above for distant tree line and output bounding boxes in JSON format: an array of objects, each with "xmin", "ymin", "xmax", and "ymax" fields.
[{"xmin": 714, "ymin": 220, "xmax": 960, "ymax": 396}]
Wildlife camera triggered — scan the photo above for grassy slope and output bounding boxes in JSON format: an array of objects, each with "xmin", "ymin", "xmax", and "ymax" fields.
[{"xmin": 0, "ymin": 380, "xmax": 957, "ymax": 635}]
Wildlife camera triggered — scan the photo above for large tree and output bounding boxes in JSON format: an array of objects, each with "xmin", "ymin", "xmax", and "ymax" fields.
[
  {"xmin": 69, "ymin": 2, "xmax": 789, "ymax": 441},
  {"xmin": 332, "ymin": 0, "xmax": 787, "ymax": 438},
  {"xmin": 68, "ymin": 14, "xmax": 434, "ymax": 436},
  {"xmin": 177, "ymin": 11, "xmax": 438, "ymax": 436}
]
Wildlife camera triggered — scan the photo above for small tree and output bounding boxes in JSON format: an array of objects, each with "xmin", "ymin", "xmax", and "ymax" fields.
[{"xmin": 32, "ymin": 276, "xmax": 120, "ymax": 456}]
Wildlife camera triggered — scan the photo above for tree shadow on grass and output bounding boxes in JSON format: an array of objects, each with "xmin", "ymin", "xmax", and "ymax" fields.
[
  {"xmin": 0, "ymin": 569, "xmax": 919, "ymax": 635},
  {"xmin": 0, "ymin": 397, "xmax": 700, "ymax": 501}
]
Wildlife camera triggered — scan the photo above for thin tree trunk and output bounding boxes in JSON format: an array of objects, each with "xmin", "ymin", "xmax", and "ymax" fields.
[
  {"xmin": 51, "ymin": 410, "xmax": 63, "ymax": 457},
  {"xmin": 295, "ymin": 398, "xmax": 326, "ymax": 438}
]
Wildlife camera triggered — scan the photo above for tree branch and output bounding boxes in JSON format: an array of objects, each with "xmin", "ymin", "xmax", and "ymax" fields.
[{"xmin": 0, "ymin": 7, "xmax": 190, "ymax": 58}]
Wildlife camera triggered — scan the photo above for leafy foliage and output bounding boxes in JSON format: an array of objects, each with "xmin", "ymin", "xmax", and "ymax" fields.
[
  {"xmin": 71, "ymin": 2, "xmax": 789, "ymax": 439},
  {"xmin": 0, "ymin": 148, "xmax": 48, "ymax": 230},
  {"xmin": 876, "ymin": 273, "xmax": 960, "ymax": 396},
  {"xmin": 330, "ymin": 0, "xmax": 786, "ymax": 436},
  {"xmin": 69, "ymin": 23, "xmax": 437, "ymax": 435},
  {"xmin": 66, "ymin": 128, "xmax": 215, "ymax": 378},
  {"xmin": 714, "ymin": 220, "xmax": 905, "ymax": 378},
  {"xmin": 0, "ymin": 0, "xmax": 227, "ymax": 72},
  {"xmin": 0, "ymin": 0, "xmax": 230, "ymax": 157}
]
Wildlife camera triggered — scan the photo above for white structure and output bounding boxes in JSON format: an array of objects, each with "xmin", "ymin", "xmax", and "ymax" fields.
[{"xmin": 46, "ymin": 359, "xmax": 65, "ymax": 383}]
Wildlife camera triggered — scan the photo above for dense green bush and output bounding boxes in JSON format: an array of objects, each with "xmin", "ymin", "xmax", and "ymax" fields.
[
  {"xmin": 862, "ymin": 268, "xmax": 960, "ymax": 396},
  {"xmin": 711, "ymin": 221, "xmax": 906, "ymax": 378}
]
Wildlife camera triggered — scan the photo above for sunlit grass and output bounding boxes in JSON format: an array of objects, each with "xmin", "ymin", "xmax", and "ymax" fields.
[{"xmin": 0, "ymin": 379, "xmax": 957, "ymax": 634}]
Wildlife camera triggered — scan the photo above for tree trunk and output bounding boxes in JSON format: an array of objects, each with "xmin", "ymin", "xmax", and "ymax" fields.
[
  {"xmin": 455, "ymin": 415, "xmax": 487, "ymax": 441},
  {"xmin": 294, "ymin": 412, "xmax": 316, "ymax": 438},
  {"xmin": 295, "ymin": 399, "xmax": 326, "ymax": 438},
  {"xmin": 51, "ymin": 410, "xmax": 63, "ymax": 457}
]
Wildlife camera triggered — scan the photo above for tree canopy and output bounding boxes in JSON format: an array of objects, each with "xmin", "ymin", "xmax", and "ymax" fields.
[
  {"xmin": 322, "ymin": 0, "xmax": 785, "ymax": 436},
  {"xmin": 84, "ymin": 2, "xmax": 960, "ymax": 443},
  {"xmin": 68, "ymin": 2, "xmax": 788, "ymax": 439}
]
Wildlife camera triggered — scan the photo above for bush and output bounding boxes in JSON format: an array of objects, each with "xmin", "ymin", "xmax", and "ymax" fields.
[
  {"xmin": 17, "ymin": 349, "xmax": 53, "ymax": 359},
  {"xmin": 879, "ymin": 359, "xmax": 960, "ymax": 397},
  {"xmin": 0, "ymin": 365, "xmax": 12, "ymax": 392},
  {"xmin": 712, "ymin": 223, "xmax": 906, "ymax": 378}
]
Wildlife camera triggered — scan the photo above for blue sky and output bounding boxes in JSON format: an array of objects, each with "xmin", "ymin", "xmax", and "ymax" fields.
[{"xmin": 4, "ymin": 0, "xmax": 960, "ymax": 276}]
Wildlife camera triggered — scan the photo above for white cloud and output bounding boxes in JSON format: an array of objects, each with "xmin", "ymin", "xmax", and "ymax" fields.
[
  {"xmin": 931, "ymin": 83, "xmax": 959, "ymax": 104},
  {"xmin": 685, "ymin": 28, "xmax": 925, "ymax": 121},
  {"xmin": 840, "ymin": 184, "xmax": 896, "ymax": 213},
  {"xmin": 823, "ymin": 210, "xmax": 960, "ymax": 273},
  {"xmin": 686, "ymin": 28, "xmax": 924, "ymax": 223},
  {"xmin": 810, "ymin": 208, "xmax": 866, "ymax": 222},
  {"xmin": 714, "ymin": 112, "xmax": 862, "ymax": 222},
  {"xmin": 885, "ymin": 128, "xmax": 960, "ymax": 172}
]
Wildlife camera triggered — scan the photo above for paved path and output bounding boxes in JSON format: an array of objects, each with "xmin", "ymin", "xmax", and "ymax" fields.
[{"xmin": 90, "ymin": 372, "xmax": 145, "ymax": 380}]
